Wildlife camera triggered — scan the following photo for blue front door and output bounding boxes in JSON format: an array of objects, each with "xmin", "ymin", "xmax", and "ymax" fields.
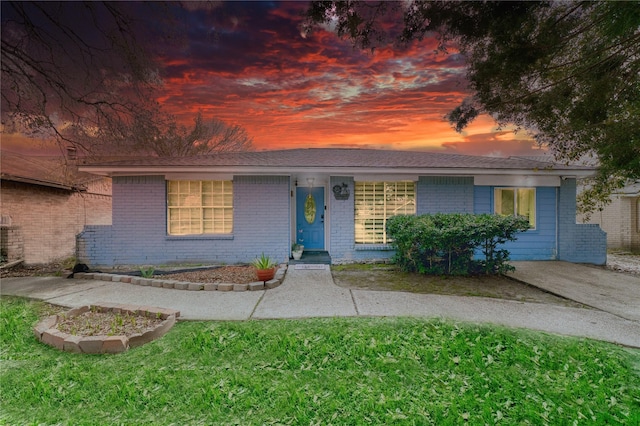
[{"xmin": 296, "ymin": 187, "xmax": 325, "ymax": 250}]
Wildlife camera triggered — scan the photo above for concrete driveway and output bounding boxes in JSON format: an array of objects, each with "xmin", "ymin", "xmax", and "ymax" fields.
[{"xmin": 509, "ymin": 261, "xmax": 640, "ymax": 322}]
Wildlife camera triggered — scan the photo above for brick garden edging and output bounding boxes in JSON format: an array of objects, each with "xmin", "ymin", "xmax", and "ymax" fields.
[
  {"xmin": 72, "ymin": 264, "xmax": 287, "ymax": 292},
  {"xmin": 33, "ymin": 303, "xmax": 180, "ymax": 354}
]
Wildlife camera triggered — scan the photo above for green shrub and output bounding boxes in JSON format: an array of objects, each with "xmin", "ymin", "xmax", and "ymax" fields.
[{"xmin": 386, "ymin": 213, "xmax": 530, "ymax": 275}]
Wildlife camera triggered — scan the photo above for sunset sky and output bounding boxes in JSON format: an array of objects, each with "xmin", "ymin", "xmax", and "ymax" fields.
[{"xmin": 4, "ymin": 1, "xmax": 546, "ymax": 158}]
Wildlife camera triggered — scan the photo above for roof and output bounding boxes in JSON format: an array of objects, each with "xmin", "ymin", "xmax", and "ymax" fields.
[
  {"xmin": 0, "ymin": 151, "xmax": 101, "ymax": 190},
  {"xmin": 616, "ymin": 181, "xmax": 640, "ymax": 196},
  {"xmin": 79, "ymin": 148, "xmax": 597, "ymax": 177}
]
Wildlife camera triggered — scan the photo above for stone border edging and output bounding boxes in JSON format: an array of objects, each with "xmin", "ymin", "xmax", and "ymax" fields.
[
  {"xmin": 33, "ymin": 303, "xmax": 180, "ymax": 354},
  {"xmin": 72, "ymin": 265, "xmax": 287, "ymax": 292}
]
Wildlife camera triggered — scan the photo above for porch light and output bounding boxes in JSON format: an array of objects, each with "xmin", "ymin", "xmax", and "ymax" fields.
[{"xmin": 306, "ymin": 177, "xmax": 315, "ymax": 188}]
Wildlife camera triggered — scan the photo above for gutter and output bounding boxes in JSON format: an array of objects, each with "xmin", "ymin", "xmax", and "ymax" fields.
[
  {"xmin": 78, "ymin": 165, "xmax": 597, "ymax": 179},
  {"xmin": 0, "ymin": 173, "xmax": 88, "ymax": 192}
]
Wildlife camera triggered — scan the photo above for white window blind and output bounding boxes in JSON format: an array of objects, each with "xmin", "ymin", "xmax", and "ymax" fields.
[
  {"xmin": 355, "ymin": 181, "xmax": 416, "ymax": 244},
  {"xmin": 167, "ymin": 180, "xmax": 233, "ymax": 235}
]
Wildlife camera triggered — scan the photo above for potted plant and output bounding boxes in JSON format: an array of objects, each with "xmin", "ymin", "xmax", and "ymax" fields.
[
  {"xmin": 251, "ymin": 253, "xmax": 277, "ymax": 281},
  {"xmin": 291, "ymin": 242, "xmax": 304, "ymax": 260}
]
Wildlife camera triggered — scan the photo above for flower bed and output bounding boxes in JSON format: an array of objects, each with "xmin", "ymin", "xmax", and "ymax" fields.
[
  {"xmin": 73, "ymin": 264, "xmax": 287, "ymax": 291},
  {"xmin": 33, "ymin": 303, "xmax": 180, "ymax": 354}
]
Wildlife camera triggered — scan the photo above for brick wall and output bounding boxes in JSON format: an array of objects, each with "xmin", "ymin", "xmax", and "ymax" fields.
[
  {"xmin": 330, "ymin": 176, "xmax": 475, "ymax": 264},
  {"xmin": 417, "ymin": 176, "xmax": 474, "ymax": 213},
  {"xmin": 77, "ymin": 173, "xmax": 608, "ymax": 266},
  {"xmin": 329, "ymin": 177, "xmax": 360, "ymax": 262},
  {"xmin": 580, "ymin": 195, "xmax": 640, "ymax": 251},
  {"xmin": 630, "ymin": 197, "xmax": 640, "ymax": 250},
  {"xmin": 0, "ymin": 180, "xmax": 112, "ymax": 264},
  {"xmin": 558, "ymin": 179, "xmax": 607, "ymax": 264},
  {"xmin": 474, "ymin": 186, "xmax": 558, "ymax": 260},
  {"xmin": 77, "ymin": 225, "xmax": 113, "ymax": 265},
  {"xmin": 0, "ymin": 226, "xmax": 24, "ymax": 262},
  {"xmin": 78, "ymin": 175, "xmax": 290, "ymax": 267}
]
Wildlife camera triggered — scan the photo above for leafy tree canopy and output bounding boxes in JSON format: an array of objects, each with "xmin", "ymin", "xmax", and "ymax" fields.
[{"xmin": 304, "ymin": 1, "xmax": 640, "ymax": 212}]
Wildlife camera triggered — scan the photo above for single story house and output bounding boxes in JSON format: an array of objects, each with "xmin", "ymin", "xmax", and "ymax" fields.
[
  {"xmin": 77, "ymin": 148, "xmax": 606, "ymax": 267},
  {"xmin": 1, "ymin": 150, "xmax": 112, "ymax": 264}
]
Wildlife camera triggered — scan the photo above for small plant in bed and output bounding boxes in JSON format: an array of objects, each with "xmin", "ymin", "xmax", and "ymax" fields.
[
  {"xmin": 139, "ymin": 266, "xmax": 155, "ymax": 278},
  {"xmin": 252, "ymin": 253, "xmax": 277, "ymax": 281}
]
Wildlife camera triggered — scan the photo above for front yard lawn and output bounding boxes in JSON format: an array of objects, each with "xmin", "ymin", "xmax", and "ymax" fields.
[{"xmin": 1, "ymin": 297, "xmax": 639, "ymax": 425}]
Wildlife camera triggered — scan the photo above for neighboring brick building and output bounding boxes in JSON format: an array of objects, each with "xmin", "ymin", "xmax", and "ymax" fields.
[
  {"xmin": 580, "ymin": 182, "xmax": 640, "ymax": 251},
  {"xmin": 1, "ymin": 151, "xmax": 112, "ymax": 264}
]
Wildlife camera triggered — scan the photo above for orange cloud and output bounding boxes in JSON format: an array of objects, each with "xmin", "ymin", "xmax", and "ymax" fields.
[
  {"xmin": 6, "ymin": 1, "xmax": 537, "ymax": 159},
  {"xmin": 152, "ymin": 1, "xmax": 514, "ymax": 154}
]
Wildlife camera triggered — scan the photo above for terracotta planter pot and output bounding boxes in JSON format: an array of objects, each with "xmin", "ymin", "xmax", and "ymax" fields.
[{"xmin": 256, "ymin": 267, "xmax": 275, "ymax": 282}]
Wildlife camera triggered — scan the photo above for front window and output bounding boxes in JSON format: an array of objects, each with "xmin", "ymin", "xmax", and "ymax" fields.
[
  {"xmin": 494, "ymin": 188, "xmax": 536, "ymax": 228},
  {"xmin": 355, "ymin": 181, "xmax": 416, "ymax": 244},
  {"xmin": 167, "ymin": 180, "xmax": 233, "ymax": 235}
]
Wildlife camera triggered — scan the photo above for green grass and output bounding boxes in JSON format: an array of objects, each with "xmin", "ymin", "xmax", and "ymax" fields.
[{"xmin": 2, "ymin": 297, "xmax": 639, "ymax": 425}]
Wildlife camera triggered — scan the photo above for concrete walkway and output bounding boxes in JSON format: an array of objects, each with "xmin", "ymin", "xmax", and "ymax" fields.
[
  {"xmin": 1, "ymin": 262, "xmax": 639, "ymax": 348},
  {"xmin": 252, "ymin": 266, "xmax": 357, "ymax": 319}
]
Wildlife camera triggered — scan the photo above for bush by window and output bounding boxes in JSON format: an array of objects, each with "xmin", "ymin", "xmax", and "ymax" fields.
[{"xmin": 386, "ymin": 213, "xmax": 531, "ymax": 275}]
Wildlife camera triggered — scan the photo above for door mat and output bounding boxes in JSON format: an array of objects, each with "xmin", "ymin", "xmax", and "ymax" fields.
[{"xmin": 294, "ymin": 264, "xmax": 328, "ymax": 270}]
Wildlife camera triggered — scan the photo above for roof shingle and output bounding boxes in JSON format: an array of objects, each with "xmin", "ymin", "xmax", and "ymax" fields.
[
  {"xmin": 1, "ymin": 151, "xmax": 99, "ymax": 190},
  {"xmin": 80, "ymin": 148, "xmax": 592, "ymax": 172}
]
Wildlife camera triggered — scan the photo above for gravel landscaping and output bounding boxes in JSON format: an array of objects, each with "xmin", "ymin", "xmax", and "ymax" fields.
[
  {"xmin": 607, "ymin": 252, "xmax": 640, "ymax": 275},
  {"xmin": 156, "ymin": 265, "xmax": 258, "ymax": 284}
]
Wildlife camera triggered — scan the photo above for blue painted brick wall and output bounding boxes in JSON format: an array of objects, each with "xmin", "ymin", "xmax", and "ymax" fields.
[
  {"xmin": 232, "ymin": 175, "xmax": 290, "ymax": 263},
  {"xmin": 417, "ymin": 176, "xmax": 474, "ymax": 213},
  {"xmin": 111, "ymin": 176, "xmax": 167, "ymax": 264},
  {"xmin": 475, "ymin": 180, "xmax": 606, "ymax": 263},
  {"xmin": 76, "ymin": 225, "xmax": 114, "ymax": 265},
  {"xmin": 78, "ymin": 175, "xmax": 290, "ymax": 266},
  {"xmin": 331, "ymin": 176, "xmax": 475, "ymax": 263},
  {"xmin": 329, "ymin": 176, "xmax": 356, "ymax": 262},
  {"xmin": 79, "ymin": 173, "xmax": 606, "ymax": 266},
  {"xmin": 557, "ymin": 179, "xmax": 607, "ymax": 264},
  {"xmin": 474, "ymin": 186, "xmax": 557, "ymax": 260}
]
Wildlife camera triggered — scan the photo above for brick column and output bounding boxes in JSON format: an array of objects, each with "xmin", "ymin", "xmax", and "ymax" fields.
[{"xmin": 0, "ymin": 226, "xmax": 24, "ymax": 262}]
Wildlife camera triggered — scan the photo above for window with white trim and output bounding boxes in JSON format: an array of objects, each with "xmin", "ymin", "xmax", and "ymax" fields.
[
  {"xmin": 355, "ymin": 181, "xmax": 416, "ymax": 244},
  {"xmin": 494, "ymin": 188, "xmax": 536, "ymax": 228},
  {"xmin": 167, "ymin": 180, "xmax": 233, "ymax": 235}
]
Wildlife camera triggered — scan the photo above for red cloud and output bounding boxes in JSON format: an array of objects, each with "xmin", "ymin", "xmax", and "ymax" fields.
[{"xmin": 150, "ymin": 2, "xmax": 530, "ymax": 155}]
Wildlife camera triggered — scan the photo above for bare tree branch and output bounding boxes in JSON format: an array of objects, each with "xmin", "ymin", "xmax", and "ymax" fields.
[{"xmin": 1, "ymin": 1, "xmax": 165, "ymax": 154}]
